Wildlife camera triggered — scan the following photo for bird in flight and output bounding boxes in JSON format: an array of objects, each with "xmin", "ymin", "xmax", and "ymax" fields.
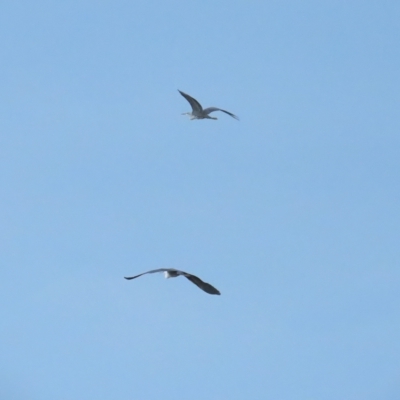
[
  {"xmin": 178, "ymin": 90, "xmax": 239, "ymax": 121},
  {"xmin": 124, "ymin": 268, "xmax": 221, "ymax": 295}
]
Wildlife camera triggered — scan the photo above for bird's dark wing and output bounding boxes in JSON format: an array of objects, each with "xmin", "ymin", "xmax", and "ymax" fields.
[
  {"xmin": 178, "ymin": 90, "xmax": 203, "ymax": 112},
  {"xmin": 124, "ymin": 268, "xmax": 169, "ymax": 280},
  {"xmin": 203, "ymin": 107, "xmax": 239, "ymax": 120},
  {"xmin": 182, "ymin": 272, "xmax": 221, "ymax": 295}
]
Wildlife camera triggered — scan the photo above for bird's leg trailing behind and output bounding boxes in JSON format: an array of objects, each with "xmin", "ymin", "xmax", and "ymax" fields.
[
  {"xmin": 181, "ymin": 112, "xmax": 217, "ymax": 120},
  {"xmin": 181, "ymin": 112, "xmax": 195, "ymax": 120}
]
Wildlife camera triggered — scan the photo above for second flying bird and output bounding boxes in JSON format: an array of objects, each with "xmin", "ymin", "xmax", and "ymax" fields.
[{"xmin": 179, "ymin": 90, "xmax": 239, "ymax": 121}]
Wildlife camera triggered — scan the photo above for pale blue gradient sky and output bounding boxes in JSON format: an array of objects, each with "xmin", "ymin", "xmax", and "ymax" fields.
[{"xmin": 1, "ymin": 1, "xmax": 400, "ymax": 399}]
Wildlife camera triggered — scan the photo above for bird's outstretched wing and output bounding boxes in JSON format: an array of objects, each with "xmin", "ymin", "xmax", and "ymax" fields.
[
  {"xmin": 124, "ymin": 268, "xmax": 169, "ymax": 280},
  {"xmin": 181, "ymin": 272, "xmax": 221, "ymax": 295},
  {"xmin": 203, "ymin": 107, "xmax": 239, "ymax": 120},
  {"xmin": 178, "ymin": 90, "xmax": 203, "ymax": 112}
]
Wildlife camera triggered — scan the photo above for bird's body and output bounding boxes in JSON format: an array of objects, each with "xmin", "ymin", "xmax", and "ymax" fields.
[
  {"xmin": 164, "ymin": 270, "xmax": 179, "ymax": 278},
  {"xmin": 178, "ymin": 90, "xmax": 239, "ymax": 121},
  {"xmin": 124, "ymin": 268, "xmax": 221, "ymax": 295}
]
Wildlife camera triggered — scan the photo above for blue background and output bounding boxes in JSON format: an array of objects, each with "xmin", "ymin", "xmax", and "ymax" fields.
[{"xmin": 1, "ymin": 1, "xmax": 399, "ymax": 399}]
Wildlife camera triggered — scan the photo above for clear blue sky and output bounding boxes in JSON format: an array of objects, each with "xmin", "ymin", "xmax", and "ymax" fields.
[{"xmin": 1, "ymin": 1, "xmax": 399, "ymax": 399}]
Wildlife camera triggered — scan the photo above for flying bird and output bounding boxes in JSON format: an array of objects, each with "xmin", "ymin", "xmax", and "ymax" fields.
[
  {"xmin": 178, "ymin": 90, "xmax": 239, "ymax": 120},
  {"xmin": 124, "ymin": 268, "xmax": 221, "ymax": 295}
]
